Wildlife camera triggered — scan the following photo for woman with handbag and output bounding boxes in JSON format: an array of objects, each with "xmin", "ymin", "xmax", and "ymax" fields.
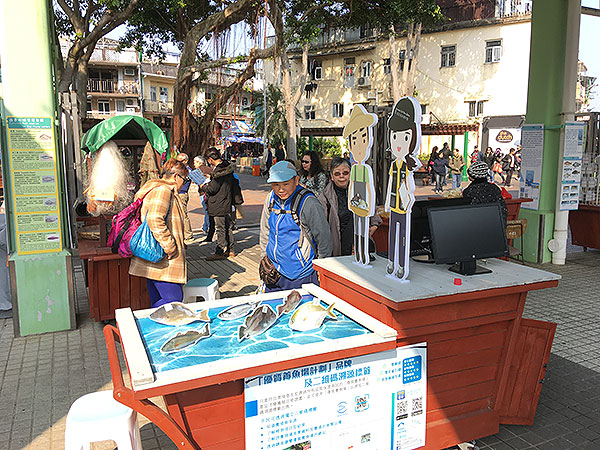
[{"xmin": 129, "ymin": 160, "xmax": 189, "ymax": 308}]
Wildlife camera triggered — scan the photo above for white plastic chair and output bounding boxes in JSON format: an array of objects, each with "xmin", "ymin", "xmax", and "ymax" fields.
[
  {"xmin": 183, "ymin": 278, "xmax": 220, "ymax": 303},
  {"xmin": 64, "ymin": 390, "xmax": 142, "ymax": 450}
]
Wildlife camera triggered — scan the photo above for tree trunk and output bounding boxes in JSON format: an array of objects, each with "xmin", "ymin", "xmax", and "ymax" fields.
[
  {"xmin": 280, "ymin": 44, "xmax": 308, "ymax": 161},
  {"xmin": 406, "ymin": 23, "xmax": 422, "ymax": 97},
  {"xmin": 389, "ymin": 25, "xmax": 401, "ymax": 103},
  {"xmin": 171, "ymin": 75, "xmax": 203, "ymax": 157},
  {"xmin": 400, "ymin": 22, "xmax": 414, "ymax": 97}
]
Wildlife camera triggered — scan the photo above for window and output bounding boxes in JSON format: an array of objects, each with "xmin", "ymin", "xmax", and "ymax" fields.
[
  {"xmin": 361, "ymin": 61, "xmax": 372, "ymax": 78},
  {"xmin": 344, "ymin": 64, "xmax": 355, "ymax": 88},
  {"xmin": 206, "ymin": 92, "xmax": 213, "ymax": 101},
  {"xmin": 304, "ymin": 105, "xmax": 315, "ymax": 120},
  {"xmin": 98, "ymin": 100, "xmax": 110, "ymax": 113},
  {"xmin": 399, "ymin": 50, "xmax": 406, "ymax": 71},
  {"xmin": 421, "ymin": 104, "xmax": 427, "ymax": 115},
  {"xmin": 150, "ymin": 86, "xmax": 157, "ymax": 102},
  {"xmin": 86, "ymin": 101, "xmax": 92, "ymax": 112},
  {"xmin": 467, "ymin": 100, "xmax": 485, "ymax": 117},
  {"xmin": 333, "ymin": 103, "xmax": 344, "ymax": 118},
  {"xmin": 159, "ymin": 87, "xmax": 168, "ymax": 102},
  {"xmin": 344, "ymin": 57, "xmax": 355, "ymax": 65},
  {"xmin": 383, "ymin": 58, "xmax": 391, "ymax": 74},
  {"xmin": 116, "ymin": 100, "xmax": 125, "ymax": 112},
  {"xmin": 311, "ymin": 60, "xmax": 322, "ymax": 80},
  {"xmin": 441, "ymin": 45, "xmax": 456, "ymax": 68},
  {"xmin": 124, "ymin": 68, "xmax": 136, "ymax": 76},
  {"xmin": 485, "ymin": 40, "xmax": 502, "ymax": 63}
]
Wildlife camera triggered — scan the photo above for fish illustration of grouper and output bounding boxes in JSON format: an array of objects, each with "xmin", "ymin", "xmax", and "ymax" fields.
[
  {"xmin": 276, "ymin": 290, "xmax": 302, "ymax": 316},
  {"xmin": 149, "ymin": 302, "xmax": 210, "ymax": 327},
  {"xmin": 238, "ymin": 304, "xmax": 277, "ymax": 341},
  {"xmin": 217, "ymin": 301, "xmax": 260, "ymax": 321},
  {"xmin": 160, "ymin": 324, "xmax": 210, "ymax": 353},
  {"xmin": 289, "ymin": 299, "xmax": 337, "ymax": 332}
]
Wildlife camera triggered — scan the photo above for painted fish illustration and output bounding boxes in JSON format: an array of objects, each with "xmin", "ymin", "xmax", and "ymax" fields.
[
  {"xmin": 149, "ymin": 302, "xmax": 210, "ymax": 327},
  {"xmin": 289, "ymin": 299, "xmax": 337, "ymax": 332},
  {"xmin": 217, "ymin": 302, "xmax": 260, "ymax": 321},
  {"xmin": 238, "ymin": 304, "xmax": 277, "ymax": 341},
  {"xmin": 276, "ymin": 290, "xmax": 302, "ymax": 316},
  {"xmin": 160, "ymin": 324, "xmax": 210, "ymax": 353}
]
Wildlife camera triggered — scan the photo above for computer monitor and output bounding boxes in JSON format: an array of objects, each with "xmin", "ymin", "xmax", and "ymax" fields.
[
  {"xmin": 427, "ymin": 203, "xmax": 509, "ymax": 276},
  {"xmin": 410, "ymin": 197, "xmax": 470, "ymax": 260}
]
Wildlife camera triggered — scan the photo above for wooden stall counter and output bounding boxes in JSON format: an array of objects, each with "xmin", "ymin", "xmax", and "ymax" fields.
[
  {"xmin": 105, "ymin": 285, "xmax": 398, "ymax": 449},
  {"xmin": 78, "ymin": 237, "xmax": 150, "ymax": 321},
  {"xmin": 313, "ymin": 256, "xmax": 559, "ymax": 450}
]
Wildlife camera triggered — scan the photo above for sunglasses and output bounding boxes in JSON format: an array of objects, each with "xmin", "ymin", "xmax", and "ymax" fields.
[
  {"xmin": 301, "ymin": 160, "xmax": 311, "ymax": 164},
  {"xmin": 177, "ymin": 174, "xmax": 190, "ymax": 183}
]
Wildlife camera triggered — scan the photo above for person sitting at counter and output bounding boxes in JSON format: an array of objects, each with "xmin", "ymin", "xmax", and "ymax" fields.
[
  {"xmin": 129, "ymin": 160, "xmax": 188, "ymax": 308},
  {"xmin": 319, "ymin": 157, "xmax": 381, "ymax": 257},
  {"xmin": 463, "ymin": 161, "xmax": 508, "ymax": 226},
  {"xmin": 259, "ymin": 161, "xmax": 332, "ymax": 292}
]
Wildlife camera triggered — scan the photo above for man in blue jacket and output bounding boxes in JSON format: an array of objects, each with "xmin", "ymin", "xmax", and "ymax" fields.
[{"xmin": 259, "ymin": 161, "xmax": 332, "ymax": 292}]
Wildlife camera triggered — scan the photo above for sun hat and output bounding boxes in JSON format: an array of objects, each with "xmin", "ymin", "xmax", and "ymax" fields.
[
  {"xmin": 343, "ymin": 105, "xmax": 377, "ymax": 139},
  {"xmin": 267, "ymin": 161, "xmax": 297, "ymax": 183},
  {"xmin": 467, "ymin": 161, "xmax": 489, "ymax": 179}
]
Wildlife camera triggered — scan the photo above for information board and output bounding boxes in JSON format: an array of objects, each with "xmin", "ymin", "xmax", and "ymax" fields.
[
  {"xmin": 6, "ymin": 117, "xmax": 62, "ymax": 254},
  {"xmin": 245, "ymin": 344, "xmax": 427, "ymax": 450},
  {"xmin": 520, "ymin": 124, "xmax": 545, "ymax": 210},
  {"xmin": 558, "ymin": 122, "xmax": 585, "ymax": 211}
]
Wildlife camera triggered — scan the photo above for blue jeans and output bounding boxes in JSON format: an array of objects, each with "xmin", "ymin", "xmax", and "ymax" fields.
[
  {"xmin": 265, "ymin": 270, "xmax": 319, "ymax": 293},
  {"xmin": 434, "ymin": 173, "xmax": 444, "ymax": 192},
  {"xmin": 201, "ymin": 195, "xmax": 209, "ymax": 232},
  {"xmin": 452, "ymin": 173, "xmax": 462, "ymax": 189},
  {"xmin": 146, "ymin": 279, "xmax": 183, "ymax": 308}
]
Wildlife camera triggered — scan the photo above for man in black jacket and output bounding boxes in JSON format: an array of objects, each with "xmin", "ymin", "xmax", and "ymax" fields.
[{"xmin": 202, "ymin": 148, "xmax": 235, "ymax": 260}]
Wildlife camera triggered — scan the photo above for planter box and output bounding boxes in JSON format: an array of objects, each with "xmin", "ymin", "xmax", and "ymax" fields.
[{"xmin": 569, "ymin": 204, "xmax": 600, "ymax": 250}]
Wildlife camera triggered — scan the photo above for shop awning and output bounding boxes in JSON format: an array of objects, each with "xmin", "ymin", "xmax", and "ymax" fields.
[
  {"xmin": 421, "ymin": 123, "xmax": 479, "ymax": 135},
  {"xmin": 226, "ymin": 135, "xmax": 264, "ymax": 144},
  {"xmin": 81, "ymin": 115, "xmax": 169, "ymax": 154},
  {"xmin": 217, "ymin": 119, "xmax": 255, "ymax": 135}
]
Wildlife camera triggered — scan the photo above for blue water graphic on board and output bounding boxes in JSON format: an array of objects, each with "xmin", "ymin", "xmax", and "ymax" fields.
[{"xmin": 135, "ymin": 295, "xmax": 371, "ymax": 373}]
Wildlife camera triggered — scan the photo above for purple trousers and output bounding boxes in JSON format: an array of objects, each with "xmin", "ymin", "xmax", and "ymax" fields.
[{"xmin": 146, "ymin": 279, "xmax": 184, "ymax": 308}]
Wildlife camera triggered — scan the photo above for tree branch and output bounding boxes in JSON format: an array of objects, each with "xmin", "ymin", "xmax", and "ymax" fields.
[{"xmin": 56, "ymin": 0, "xmax": 82, "ymax": 31}]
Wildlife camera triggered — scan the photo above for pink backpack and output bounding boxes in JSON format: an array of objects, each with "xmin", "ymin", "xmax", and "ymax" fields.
[{"xmin": 107, "ymin": 197, "xmax": 145, "ymax": 257}]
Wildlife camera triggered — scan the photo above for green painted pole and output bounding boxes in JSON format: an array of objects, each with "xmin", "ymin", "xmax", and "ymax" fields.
[
  {"xmin": 520, "ymin": 0, "xmax": 570, "ymax": 263},
  {"xmin": 309, "ymin": 135, "xmax": 314, "ymax": 153},
  {"xmin": 0, "ymin": 0, "xmax": 75, "ymax": 336},
  {"xmin": 462, "ymin": 131, "xmax": 469, "ymax": 181}
]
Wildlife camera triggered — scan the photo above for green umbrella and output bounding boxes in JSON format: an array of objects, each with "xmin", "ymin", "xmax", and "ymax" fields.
[{"xmin": 81, "ymin": 115, "xmax": 169, "ymax": 154}]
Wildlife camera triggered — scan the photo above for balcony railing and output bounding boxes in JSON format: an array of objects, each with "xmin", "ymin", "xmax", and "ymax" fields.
[
  {"xmin": 143, "ymin": 99, "xmax": 174, "ymax": 114},
  {"xmin": 87, "ymin": 79, "xmax": 139, "ymax": 95},
  {"xmin": 86, "ymin": 110, "xmax": 142, "ymax": 119}
]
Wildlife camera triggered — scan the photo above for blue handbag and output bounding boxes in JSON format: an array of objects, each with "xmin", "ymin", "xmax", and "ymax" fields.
[{"xmin": 129, "ymin": 213, "xmax": 165, "ymax": 263}]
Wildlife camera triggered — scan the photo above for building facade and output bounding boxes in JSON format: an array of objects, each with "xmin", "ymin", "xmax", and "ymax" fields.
[{"xmin": 141, "ymin": 62, "xmax": 177, "ymax": 130}]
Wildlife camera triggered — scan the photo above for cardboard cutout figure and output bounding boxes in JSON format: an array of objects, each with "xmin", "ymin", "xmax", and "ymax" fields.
[
  {"xmin": 385, "ymin": 97, "xmax": 422, "ymax": 280},
  {"xmin": 343, "ymin": 105, "xmax": 378, "ymax": 266}
]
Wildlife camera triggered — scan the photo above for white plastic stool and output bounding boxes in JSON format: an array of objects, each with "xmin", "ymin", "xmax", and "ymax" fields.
[
  {"xmin": 183, "ymin": 278, "xmax": 220, "ymax": 303},
  {"xmin": 65, "ymin": 390, "xmax": 141, "ymax": 450}
]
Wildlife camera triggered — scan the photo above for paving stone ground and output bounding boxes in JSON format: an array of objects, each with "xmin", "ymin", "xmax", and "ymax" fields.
[{"xmin": 0, "ymin": 225, "xmax": 598, "ymax": 449}]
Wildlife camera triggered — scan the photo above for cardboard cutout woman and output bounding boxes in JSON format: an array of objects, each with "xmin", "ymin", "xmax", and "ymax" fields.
[
  {"xmin": 343, "ymin": 105, "xmax": 378, "ymax": 265},
  {"xmin": 385, "ymin": 97, "xmax": 422, "ymax": 280}
]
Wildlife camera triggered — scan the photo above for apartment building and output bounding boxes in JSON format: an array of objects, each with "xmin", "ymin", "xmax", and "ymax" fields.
[
  {"xmin": 141, "ymin": 62, "xmax": 177, "ymax": 129},
  {"xmin": 262, "ymin": 1, "xmax": 545, "ymax": 154}
]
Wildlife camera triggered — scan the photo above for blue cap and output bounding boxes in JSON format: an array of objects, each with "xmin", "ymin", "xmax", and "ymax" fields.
[{"xmin": 267, "ymin": 161, "xmax": 297, "ymax": 183}]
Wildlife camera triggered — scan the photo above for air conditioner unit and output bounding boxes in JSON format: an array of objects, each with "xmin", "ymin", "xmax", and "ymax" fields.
[
  {"xmin": 357, "ymin": 76, "xmax": 370, "ymax": 87},
  {"xmin": 124, "ymin": 68, "xmax": 136, "ymax": 76}
]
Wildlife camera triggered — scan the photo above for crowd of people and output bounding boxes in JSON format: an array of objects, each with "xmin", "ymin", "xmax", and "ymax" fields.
[
  {"xmin": 426, "ymin": 144, "xmax": 521, "ymax": 192},
  {"xmin": 127, "ymin": 142, "xmax": 513, "ymax": 306}
]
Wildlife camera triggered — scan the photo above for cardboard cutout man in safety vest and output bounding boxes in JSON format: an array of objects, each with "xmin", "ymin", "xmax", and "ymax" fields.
[
  {"xmin": 343, "ymin": 105, "xmax": 378, "ymax": 265},
  {"xmin": 385, "ymin": 97, "xmax": 422, "ymax": 280}
]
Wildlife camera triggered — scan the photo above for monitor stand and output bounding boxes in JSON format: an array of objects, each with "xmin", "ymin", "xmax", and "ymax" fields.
[{"xmin": 449, "ymin": 260, "xmax": 492, "ymax": 276}]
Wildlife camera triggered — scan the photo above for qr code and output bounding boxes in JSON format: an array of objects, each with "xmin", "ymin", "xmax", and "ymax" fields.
[
  {"xmin": 396, "ymin": 400, "xmax": 408, "ymax": 420},
  {"xmin": 412, "ymin": 397, "xmax": 423, "ymax": 411},
  {"xmin": 411, "ymin": 397, "xmax": 423, "ymax": 416}
]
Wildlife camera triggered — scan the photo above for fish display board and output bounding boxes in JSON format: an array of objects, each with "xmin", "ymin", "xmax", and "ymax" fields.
[
  {"xmin": 245, "ymin": 343, "xmax": 427, "ymax": 450},
  {"xmin": 558, "ymin": 122, "xmax": 585, "ymax": 211},
  {"xmin": 6, "ymin": 117, "xmax": 63, "ymax": 254}
]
